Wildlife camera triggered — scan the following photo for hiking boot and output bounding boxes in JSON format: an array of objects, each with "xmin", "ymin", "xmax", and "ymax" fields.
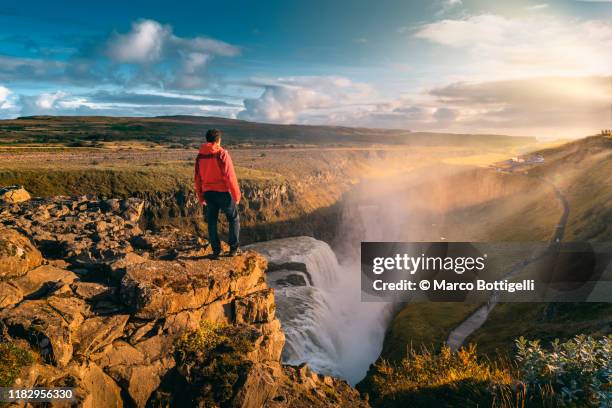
[
  {"xmin": 208, "ymin": 252, "xmax": 220, "ymax": 260},
  {"xmin": 228, "ymin": 248, "xmax": 243, "ymax": 257}
]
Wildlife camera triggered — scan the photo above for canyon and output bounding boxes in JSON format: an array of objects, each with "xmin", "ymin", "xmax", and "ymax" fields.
[{"xmin": 1, "ymin": 132, "xmax": 609, "ymax": 406}]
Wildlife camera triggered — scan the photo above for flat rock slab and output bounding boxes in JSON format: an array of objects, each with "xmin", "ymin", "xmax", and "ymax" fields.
[
  {"xmin": 120, "ymin": 251, "xmax": 267, "ymax": 319},
  {"xmin": 0, "ymin": 265, "xmax": 78, "ymax": 308},
  {"xmin": 17, "ymin": 265, "xmax": 78, "ymax": 296}
]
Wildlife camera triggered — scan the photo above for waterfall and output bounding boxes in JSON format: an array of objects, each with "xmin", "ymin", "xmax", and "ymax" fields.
[
  {"xmin": 246, "ymin": 235, "xmax": 392, "ymax": 385},
  {"xmin": 245, "ymin": 237, "xmax": 339, "ymax": 286}
]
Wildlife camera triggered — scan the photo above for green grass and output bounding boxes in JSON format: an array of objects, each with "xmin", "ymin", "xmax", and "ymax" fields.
[
  {"xmin": 359, "ymin": 335, "xmax": 610, "ymax": 408},
  {"xmin": 0, "ymin": 167, "xmax": 193, "ymax": 197},
  {"xmin": 173, "ymin": 320, "xmax": 257, "ymax": 405},
  {"xmin": 0, "ymin": 115, "xmax": 536, "ymax": 147},
  {"xmin": 380, "ymin": 302, "xmax": 481, "ymax": 362},
  {"xmin": 466, "ymin": 303, "xmax": 612, "ymax": 357},
  {"xmin": 0, "ymin": 164, "xmax": 283, "ymax": 198},
  {"xmin": 358, "ymin": 344, "xmax": 515, "ymax": 408},
  {"xmin": 0, "ymin": 343, "xmax": 34, "ymax": 387}
]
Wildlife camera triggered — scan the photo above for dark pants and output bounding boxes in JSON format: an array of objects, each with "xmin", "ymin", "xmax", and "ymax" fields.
[{"xmin": 203, "ymin": 191, "xmax": 240, "ymax": 254}]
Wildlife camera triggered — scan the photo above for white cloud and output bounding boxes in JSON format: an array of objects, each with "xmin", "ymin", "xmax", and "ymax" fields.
[
  {"xmin": 280, "ymin": 75, "xmax": 612, "ymax": 138},
  {"xmin": 107, "ymin": 20, "xmax": 168, "ymax": 63},
  {"xmin": 107, "ymin": 19, "xmax": 239, "ymax": 64},
  {"xmin": 414, "ymin": 14, "xmax": 612, "ymax": 80},
  {"xmin": 35, "ymin": 91, "xmax": 67, "ymax": 109},
  {"xmin": 104, "ymin": 19, "xmax": 240, "ymax": 89},
  {"xmin": 526, "ymin": 3, "xmax": 549, "ymax": 10},
  {"xmin": 427, "ymin": 76, "xmax": 612, "ymax": 137},
  {"xmin": 238, "ymin": 76, "xmax": 374, "ymax": 124},
  {"xmin": 0, "ymin": 86, "xmax": 10, "ymax": 108},
  {"xmin": 17, "ymin": 91, "xmax": 102, "ymax": 116}
]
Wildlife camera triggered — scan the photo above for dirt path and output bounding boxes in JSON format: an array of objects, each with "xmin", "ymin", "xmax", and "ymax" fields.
[{"xmin": 446, "ymin": 177, "xmax": 570, "ymax": 350}]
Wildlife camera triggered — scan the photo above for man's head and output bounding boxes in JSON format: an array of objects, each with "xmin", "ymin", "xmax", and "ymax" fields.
[{"xmin": 206, "ymin": 128, "xmax": 222, "ymax": 144}]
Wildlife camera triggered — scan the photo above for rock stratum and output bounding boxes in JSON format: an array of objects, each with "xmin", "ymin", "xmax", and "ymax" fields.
[{"xmin": 0, "ymin": 189, "xmax": 368, "ymax": 408}]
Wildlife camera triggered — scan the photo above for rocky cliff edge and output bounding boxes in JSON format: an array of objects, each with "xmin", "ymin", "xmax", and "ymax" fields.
[{"xmin": 0, "ymin": 189, "xmax": 368, "ymax": 408}]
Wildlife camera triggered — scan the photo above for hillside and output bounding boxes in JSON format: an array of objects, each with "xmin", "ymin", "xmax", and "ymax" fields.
[
  {"xmin": 464, "ymin": 135, "xmax": 612, "ymax": 355},
  {"xmin": 372, "ymin": 135, "xmax": 612, "ymax": 363},
  {"xmin": 0, "ymin": 115, "xmax": 536, "ymax": 148}
]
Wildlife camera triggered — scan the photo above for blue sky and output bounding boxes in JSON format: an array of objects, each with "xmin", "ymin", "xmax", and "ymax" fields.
[{"xmin": 0, "ymin": 0, "xmax": 611, "ymax": 138}]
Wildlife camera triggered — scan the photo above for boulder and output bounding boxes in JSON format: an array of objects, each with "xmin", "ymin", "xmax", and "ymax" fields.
[
  {"xmin": 0, "ymin": 185, "xmax": 31, "ymax": 203},
  {"xmin": 0, "ymin": 281, "xmax": 23, "ymax": 308},
  {"xmin": 1, "ymin": 296, "xmax": 87, "ymax": 366},
  {"xmin": 106, "ymin": 252, "xmax": 148, "ymax": 281},
  {"xmin": 120, "ymin": 252, "xmax": 267, "ymax": 319},
  {"xmin": 120, "ymin": 198, "xmax": 144, "ymax": 223},
  {"xmin": 69, "ymin": 362, "xmax": 123, "ymax": 408},
  {"xmin": 234, "ymin": 289, "xmax": 276, "ymax": 324},
  {"xmin": 71, "ymin": 281, "xmax": 116, "ymax": 301},
  {"xmin": 97, "ymin": 340, "xmax": 172, "ymax": 408},
  {"xmin": 231, "ymin": 364, "xmax": 279, "ymax": 408},
  {"xmin": 14, "ymin": 265, "xmax": 78, "ymax": 297},
  {"xmin": 0, "ymin": 265, "xmax": 78, "ymax": 308},
  {"xmin": 74, "ymin": 315, "xmax": 129, "ymax": 357},
  {"xmin": 120, "ymin": 361, "xmax": 169, "ymax": 408},
  {"xmin": 21, "ymin": 361, "xmax": 123, "ymax": 408},
  {"xmin": 0, "ymin": 228, "xmax": 43, "ymax": 279},
  {"xmin": 100, "ymin": 199, "xmax": 121, "ymax": 213},
  {"xmin": 93, "ymin": 340, "xmax": 145, "ymax": 369},
  {"xmin": 251, "ymin": 319, "xmax": 285, "ymax": 363}
]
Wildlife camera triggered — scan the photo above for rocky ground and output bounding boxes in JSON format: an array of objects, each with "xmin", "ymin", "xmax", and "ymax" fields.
[{"xmin": 0, "ymin": 187, "xmax": 368, "ymax": 408}]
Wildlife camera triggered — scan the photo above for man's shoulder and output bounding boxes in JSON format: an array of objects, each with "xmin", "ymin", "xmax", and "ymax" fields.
[{"xmin": 218, "ymin": 148, "xmax": 232, "ymax": 159}]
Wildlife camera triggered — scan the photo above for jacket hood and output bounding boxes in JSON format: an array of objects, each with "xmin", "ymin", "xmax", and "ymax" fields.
[{"xmin": 199, "ymin": 142, "xmax": 222, "ymax": 154}]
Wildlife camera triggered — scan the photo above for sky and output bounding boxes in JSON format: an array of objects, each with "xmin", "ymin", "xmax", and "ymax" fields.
[{"xmin": 0, "ymin": 0, "xmax": 611, "ymax": 138}]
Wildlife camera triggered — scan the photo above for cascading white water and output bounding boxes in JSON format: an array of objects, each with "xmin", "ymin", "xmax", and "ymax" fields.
[
  {"xmin": 246, "ymin": 237, "xmax": 345, "ymax": 376},
  {"xmin": 247, "ymin": 231, "xmax": 393, "ymax": 385}
]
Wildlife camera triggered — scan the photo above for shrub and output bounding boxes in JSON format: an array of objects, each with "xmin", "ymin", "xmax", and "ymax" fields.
[
  {"xmin": 515, "ymin": 335, "xmax": 611, "ymax": 407},
  {"xmin": 0, "ymin": 343, "xmax": 34, "ymax": 387},
  {"xmin": 173, "ymin": 321, "xmax": 259, "ymax": 406},
  {"xmin": 360, "ymin": 344, "xmax": 514, "ymax": 408}
]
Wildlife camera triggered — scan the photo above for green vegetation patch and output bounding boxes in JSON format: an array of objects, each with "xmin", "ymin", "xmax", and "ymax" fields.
[
  {"xmin": 359, "ymin": 344, "xmax": 513, "ymax": 408},
  {"xmin": 467, "ymin": 302, "xmax": 612, "ymax": 357},
  {"xmin": 516, "ymin": 335, "xmax": 611, "ymax": 407},
  {"xmin": 361, "ymin": 335, "xmax": 611, "ymax": 408},
  {"xmin": 0, "ymin": 167, "xmax": 193, "ymax": 197},
  {"xmin": 381, "ymin": 302, "xmax": 481, "ymax": 362},
  {"xmin": 0, "ymin": 342, "xmax": 34, "ymax": 387},
  {"xmin": 174, "ymin": 321, "xmax": 259, "ymax": 405}
]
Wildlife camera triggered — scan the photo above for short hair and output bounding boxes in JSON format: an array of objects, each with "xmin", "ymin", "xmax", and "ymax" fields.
[{"xmin": 206, "ymin": 128, "xmax": 222, "ymax": 143}]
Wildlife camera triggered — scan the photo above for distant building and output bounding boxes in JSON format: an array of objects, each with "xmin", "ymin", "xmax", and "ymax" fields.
[
  {"xmin": 510, "ymin": 154, "xmax": 544, "ymax": 165},
  {"xmin": 601, "ymin": 129, "xmax": 612, "ymax": 136},
  {"xmin": 526, "ymin": 154, "xmax": 544, "ymax": 164}
]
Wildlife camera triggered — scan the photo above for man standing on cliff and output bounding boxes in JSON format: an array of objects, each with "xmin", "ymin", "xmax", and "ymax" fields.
[{"xmin": 194, "ymin": 129, "xmax": 241, "ymax": 259}]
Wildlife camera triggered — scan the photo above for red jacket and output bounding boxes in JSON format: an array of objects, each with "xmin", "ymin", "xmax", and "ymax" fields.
[{"xmin": 194, "ymin": 143, "xmax": 241, "ymax": 205}]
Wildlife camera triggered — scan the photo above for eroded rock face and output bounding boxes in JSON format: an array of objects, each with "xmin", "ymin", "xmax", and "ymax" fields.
[
  {"xmin": 0, "ymin": 193, "xmax": 370, "ymax": 408},
  {"xmin": 120, "ymin": 253, "xmax": 267, "ymax": 319},
  {"xmin": 1, "ymin": 296, "xmax": 87, "ymax": 366}
]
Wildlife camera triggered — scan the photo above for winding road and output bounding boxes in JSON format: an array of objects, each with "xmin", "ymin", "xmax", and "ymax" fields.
[{"xmin": 446, "ymin": 176, "xmax": 569, "ymax": 350}]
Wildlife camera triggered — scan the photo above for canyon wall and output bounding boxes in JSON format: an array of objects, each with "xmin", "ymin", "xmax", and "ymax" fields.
[{"xmin": 0, "ymin": 193, "xmax": 368, "ymax": 407}]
